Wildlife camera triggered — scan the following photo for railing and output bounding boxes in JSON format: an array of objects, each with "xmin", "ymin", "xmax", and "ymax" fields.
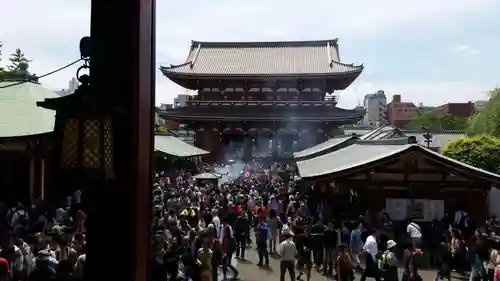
[{"xmin": 184, "ymin": 99, "xmax": 338, "ymax": 106}]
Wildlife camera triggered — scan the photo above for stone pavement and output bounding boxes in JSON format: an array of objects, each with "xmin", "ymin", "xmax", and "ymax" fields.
[{"xmin": 227, "ymin": 247, "xmax": 468, "ymax": 281}]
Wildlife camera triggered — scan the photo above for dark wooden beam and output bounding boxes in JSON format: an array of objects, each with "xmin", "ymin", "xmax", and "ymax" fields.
[
  {"xmin": 374, "ymin": 168, "xmax": 450, "ymax": 174},
  {"xmin": 421, "ymin": 157, "xmax": 493, "ymax": 186},
  {"xmin": 337, "ymin": 179, "xmax": 487, "ymax": 189},
  {"xmin": 86, "ymin": 1, "xmax": 153, "ymax": 281}
]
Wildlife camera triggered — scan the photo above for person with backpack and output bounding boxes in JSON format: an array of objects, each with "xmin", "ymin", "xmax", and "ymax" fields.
[
  {"xmin": 379, "ymin": 240, "xmax": 398, "ymax": 281},
  {"xmin": 29, "ymin": 250, "xmax": 58, "ymax": 281},
  {"xmin": 407, "ymin": 220, "xmax": 423, "ymax": 249},
  {"xmin": 8, "ymin": 204, "xmax": 29, "ymax": 233}
]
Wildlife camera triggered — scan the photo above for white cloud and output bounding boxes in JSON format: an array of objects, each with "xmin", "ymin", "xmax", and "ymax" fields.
[
  {"xmin": 0, "ymin": 0, "xmax": 497, "ymax": 106},
  {"xmin": 447, "ymin": 44, "xmax": 482, "ymax": 56}
]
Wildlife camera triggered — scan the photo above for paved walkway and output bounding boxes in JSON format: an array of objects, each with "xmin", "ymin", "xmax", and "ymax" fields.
[{"xmin": 227, "ymin": 247, "xmax": 468, "ymax": 281}]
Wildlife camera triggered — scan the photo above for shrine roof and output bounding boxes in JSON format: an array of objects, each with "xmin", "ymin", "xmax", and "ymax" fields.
[
  {"xmin": 158, "ymin": 105, "xmax": 364, "ymax": 122},
  {"xmin": 293, "ymin": 136, "xmax": 356, "ymax": 160},
  {"xmin": 160, "ymin": 39, "xmax": 363, "ymax": 78},
  {"xmin": 296, "ymin": 138, "xmax": 500, "ymax": 183},
  {"xmin": 154, "ymin": 135, "xmax": 208, "ymax": 157},
  {"xmin": 0, "ymin": 81, "xmax": 57, "ymax": 138}
]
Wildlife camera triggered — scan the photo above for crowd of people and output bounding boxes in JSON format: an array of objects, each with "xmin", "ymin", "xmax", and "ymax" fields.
[
  {"xmin": 0, "ymin": 193, "xmax": 86, "ymax": 281},
  {"xmin": 2, "ymin": 157, "xmax": 500, "ymax": 281}
]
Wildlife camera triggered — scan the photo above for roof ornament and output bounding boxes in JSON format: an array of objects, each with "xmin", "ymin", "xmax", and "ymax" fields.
[
  {"xmin": 190, "ymin": 43, "xmax": 202, "ymax": 69},
  {"xmin": 326, "ymin": 41, "xmax": 333, "ymax": 68},
  {"xmin": 5, "ymin": 62, "xmax": 38, "ymax": 83}
]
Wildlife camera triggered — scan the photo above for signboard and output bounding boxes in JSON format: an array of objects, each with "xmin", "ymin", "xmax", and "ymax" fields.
[{"xmin": 386, "ymin": 198, "xmax": 444, "ymax": 221}]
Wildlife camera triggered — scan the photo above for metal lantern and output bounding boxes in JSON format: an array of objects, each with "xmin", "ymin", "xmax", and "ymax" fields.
[
  {"xmin": 59, "ymin": 115, "xmax": 114, "ymax": 173},
  {"xmin": 37, "ymin": 36, "xmax": 115, "ymax": 179}
]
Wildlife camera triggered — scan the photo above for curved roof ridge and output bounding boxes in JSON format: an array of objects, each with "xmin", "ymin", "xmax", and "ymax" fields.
[
  {"xmin": 160, "ymin": 61, "xmax": 192, "ymax": 71},
  {"xmin": 330, "ymin": 60, "xmax": 364, "ymax": 70},
  {"xmin": 190, "ymin": 38, "xmax": 339, "ymax": 48},
  {"xmin": 356, "ymin": 138, "xmax": 411, "ymax": 145}
]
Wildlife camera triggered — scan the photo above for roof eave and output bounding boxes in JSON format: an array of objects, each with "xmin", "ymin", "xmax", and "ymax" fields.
[
  {"xmin": 190, "ymin": 38, "xmax": 340, "ymax": 48},
  {"xmin": 157, "ymin": 113, "xmax": 363, "ymax": 122},
  {"xmin": 298, "ymin": 144, "xmax": 413, "ymax": 180},
  {"xmin": 0, "ymin": 131, "xmax": 54, "ymax": 140},
  {"xmin": 417, "ymin": 146, "xmax": 500, "ymax": 186},
  {"xmin": 293, "ymin": 136, "xmax": 357, "ymax": 160},
  {"xmin": 160, "ymin": 67, "xmax": 363, "ymax": 79},
  {"xmin": 161, "ymin": 68, "xmax": 363, "ymax": 90}
]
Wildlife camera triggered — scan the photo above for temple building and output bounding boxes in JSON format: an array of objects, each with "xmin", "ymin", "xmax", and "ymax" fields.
[
  {"xmin": 159, "ymin": 39, "xmax": 364, "ymax": 161},
  {"xmin": 0, "ymin": 63, "xmax": 57, "ymax": 202}
]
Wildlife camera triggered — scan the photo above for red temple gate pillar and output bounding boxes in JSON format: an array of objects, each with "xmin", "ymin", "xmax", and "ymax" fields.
[
  {"xmin": 210, "ymin": 129, "xmax": 222, "ymax": 163},
  {"xmin": 195, "ymin": 128, "xmax": 222, "ymax": 163}
]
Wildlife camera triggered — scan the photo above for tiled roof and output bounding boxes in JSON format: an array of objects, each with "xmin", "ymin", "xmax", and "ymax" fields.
[
  {"xmin": 159, "ymin": 105, "xmax": 364, "ymax": 122},
  {"xmin": 294, "ymin": 136, "xmax": 355, "ymax": 160},
  {"xmin": 0, "ymin": 81, "xmax": 57, "ymax": 137},
  {"xmin": 297, "ymin": 138, "xmax": 500, "ymax": 181},
  {"xmin": 154, "ymin": 135, "xmax": 208, "ymax": 157},
  {"xmin": 401, "ymin": 130, "xmax": 465, "ymax": 149},
  {"xmin": 355, "ymin": 126, "xmax": 465, "ymax": 150},
  {"xmin": 160, "ymin": 39, "xmax": 363, "ymax": 76}
]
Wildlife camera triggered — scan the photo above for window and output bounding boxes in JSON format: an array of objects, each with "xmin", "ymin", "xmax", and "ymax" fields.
[
  {"xmin": 247, "ymin": 96, "xmax": 254, "ymax": 101},
  {"xmin": 266, "ymin": 95, "xmax": 273, "ymax": 100}
]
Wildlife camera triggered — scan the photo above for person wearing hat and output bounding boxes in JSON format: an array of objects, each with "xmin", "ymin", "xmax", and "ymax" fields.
[{"xmin": 380, "ymin": 240, "xmax": 398, "ymax": 281}]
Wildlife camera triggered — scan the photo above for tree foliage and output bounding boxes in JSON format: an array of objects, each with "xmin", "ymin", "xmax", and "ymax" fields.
[
  {"xmin": 6, "ymin": 48, "xmax": 31, "ymax": 71},
  {"xmin": 442, "ymin": 135, "xmax": 500, "ymax": 174},
  {"xmin": 154, "ymin": 126, "xmax": 170, "ymax": 134},
  {"xmin": 0, "ymin": 44, "xmax": 32, "ymax": 82},
  {"xmin": 406, "ymin": 111, "xmax": 467, "ymax": 131},
  {"xmin": 467, "ymin": 88, "xmax": 500, "ymax": 137}
]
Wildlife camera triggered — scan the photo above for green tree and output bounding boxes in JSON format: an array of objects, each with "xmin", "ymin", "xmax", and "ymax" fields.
[
  {"xmin": 442, "ymin": 135, "xmax": 500, "ymax": 174},
  {"xmin": 0, "ymin": 41, "xmax": 5, "ymax": 81},
  {"xmin": 6, "ymin": 48, "xmax": 31, "ymax": 71},
  {"xmin": 467, "ymin": 88, "xmax": 500, "ymax": 137},
  {"xmin": 406, "ymin": 111, "xmax": 467, "ymax": 131}
]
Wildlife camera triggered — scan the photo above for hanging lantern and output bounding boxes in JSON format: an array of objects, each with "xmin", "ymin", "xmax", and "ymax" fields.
[{"xmin": 37, "ymin": 37, "xmax": 115, "ymax": 179}]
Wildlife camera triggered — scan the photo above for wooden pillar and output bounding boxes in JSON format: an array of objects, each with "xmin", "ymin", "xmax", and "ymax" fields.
[
  {"xmin": 29, "ymin": 157, "xmax": 35, "ymax": 199},
  {"xmin": 315, "ymin": 129, "xmax": 328, "ymax": 144},
  {"xmin": 40, "ymin": 158, "xmax": 45, "ymax": 200},
  {"xmin": 194, "ymin": 128, "xmax": 204, "ymax": 150},
  {"xmin": 210, "ymin": 129, "xmax": 222, "ymax": 163},
  {"xmin": 87, "ymin": 1, "xmax": 153, "ymax": 281}
]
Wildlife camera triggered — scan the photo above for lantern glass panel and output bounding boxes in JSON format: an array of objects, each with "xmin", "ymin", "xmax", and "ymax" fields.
[
  {"xmin": 60, "ymin": 119, "xmax": 79, "ymax": 168},
  {"xmin": 82, "ymin": 119, "xmax": 102, "ymax": 168},
  {"xmin": 103, "ymin": 118, "xmax": 114, "ymax": 169}
]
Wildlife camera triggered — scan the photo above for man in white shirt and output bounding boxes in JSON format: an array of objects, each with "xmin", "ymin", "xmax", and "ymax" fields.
[
  {"xmin": 406, "ymin": 220, "xmax": 423, "ymax": 248},
  {"xmin": 454, "ymin": 209, "xmax": 468, "ymax": 229},
  {"xmin": 363, "ymin": 232, "xmax": 378, "ymax": 261},
  {"xmin": 279, "ymin": 228, "xmax": 296, "ymax": 281},
  {"xmin": 361, "ymin": 230, "xmax": 381, "ymax": 281}
]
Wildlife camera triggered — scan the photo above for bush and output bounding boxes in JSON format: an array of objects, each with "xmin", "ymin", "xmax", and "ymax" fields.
[{"xmin": 442, "ymin": 135, "xmax": 500, "ymax": 174}]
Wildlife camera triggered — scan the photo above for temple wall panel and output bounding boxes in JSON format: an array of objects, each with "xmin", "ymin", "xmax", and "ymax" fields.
[{"xmin": 196, "ymin": 87, "xmax": 327, "ymax": 102}]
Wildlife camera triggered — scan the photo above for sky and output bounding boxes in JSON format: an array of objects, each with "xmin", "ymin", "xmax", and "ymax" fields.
[{"xmin": 1, "ymin": 0, "xmax": 499, "ymax": 108}]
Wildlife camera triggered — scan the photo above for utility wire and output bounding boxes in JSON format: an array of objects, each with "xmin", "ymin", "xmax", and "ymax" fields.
[{"xmin": 0, "ymin": 58, "xmax": 83, "ymax": 89}]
